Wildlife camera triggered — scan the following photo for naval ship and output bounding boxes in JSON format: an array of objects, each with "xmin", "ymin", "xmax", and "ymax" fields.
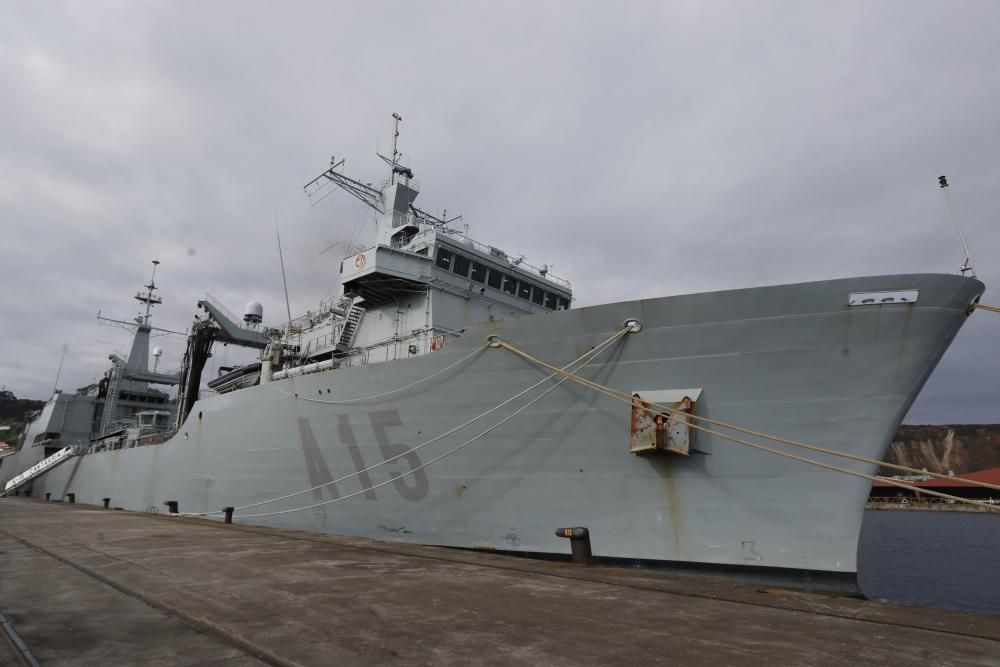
[{"xmin": 1, "ymin": 116, "xmax": 985, "ymax": 587}]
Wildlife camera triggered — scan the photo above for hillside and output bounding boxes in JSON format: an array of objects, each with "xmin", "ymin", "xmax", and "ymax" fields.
[
  {"xmin": 0, "ymin": 390, "xmax": 46, "ymax": 447},
  {"xmin": 879, "ymin": 425, "xmax": 1000, "ymax": 476}
]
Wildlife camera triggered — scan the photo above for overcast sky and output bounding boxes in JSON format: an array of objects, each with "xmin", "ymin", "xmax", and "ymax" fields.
[{"xmin": 1, "ymin": 1, "xmax": 997, "ymax": 423}]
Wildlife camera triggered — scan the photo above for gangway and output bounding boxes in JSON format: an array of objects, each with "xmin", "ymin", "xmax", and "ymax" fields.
[{"xmin": 1, "ymin": 446, "xmax": 77, "ymax": 497}]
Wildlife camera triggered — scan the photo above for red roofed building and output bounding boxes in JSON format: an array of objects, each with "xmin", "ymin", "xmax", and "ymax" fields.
[{"xmin": 871, "ymin": 467, "xmax": 1000, "ymax": 502}]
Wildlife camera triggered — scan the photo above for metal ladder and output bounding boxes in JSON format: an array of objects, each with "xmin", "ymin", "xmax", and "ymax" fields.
[
  {"xmin": 100, "ymin": 361, "xmax": 124, "ymax": 436},
  {"xmin": 337, "ymin": 304, "xmax": 366, "ymax": 350},
  {"xmin": 1, "ymin": 447, "xmax": 77, "ymax": 497}
]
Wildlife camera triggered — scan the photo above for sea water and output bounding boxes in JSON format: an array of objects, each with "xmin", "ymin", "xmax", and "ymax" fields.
[{"xmin": 857, "ymin": 510, "xmax": 1000, "ymax": 615}]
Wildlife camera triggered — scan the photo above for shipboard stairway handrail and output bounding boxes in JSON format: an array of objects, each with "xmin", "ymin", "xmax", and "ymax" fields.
[
  {"xmin": 496, "ymin": 340, "xmax": 1000, "ymax": 512},
  {"xmin": 179, "ymin": 325, "xmax": 634, "ymax": 518}
]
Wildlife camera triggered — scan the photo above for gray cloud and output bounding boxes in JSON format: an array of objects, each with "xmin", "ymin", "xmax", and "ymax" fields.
[{"xmin": 1, "ymin": 1, "xmax": 997, "ymax": 424}]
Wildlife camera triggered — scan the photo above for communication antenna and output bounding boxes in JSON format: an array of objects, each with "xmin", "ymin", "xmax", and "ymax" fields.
[
  {"xmin": 52, "ymin": 343, "xmax": 68, "ymax": 394},
  {"xmin": 274, "ymin": 213, "xmax": 294, "ymax": 337},
  {"xmin": 938, "ymin": 175, "xmax": 977, "ymax": 278}
]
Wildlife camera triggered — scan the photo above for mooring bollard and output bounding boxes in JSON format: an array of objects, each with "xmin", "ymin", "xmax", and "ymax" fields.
[
  {"xmin": 45, "ymin": 493, "xmax": 51, "ymax": 501},
  {"xmin": 164, "ymin": 500, "xmax": 178, "ymax": 514},
  {"xmin": 66, "ymin": 493, "xmax": 76, "ymax": 504},
  {"xmin": 222, "ymin": 507, "xmax": 234, "ymax": 524},
  {"xmin": 555, "ymin": 526, "xmax": 593, "ymax": 565},
  {"xmin": 103, "ymin": 497, "xmax": 111, "ymax": 509}
]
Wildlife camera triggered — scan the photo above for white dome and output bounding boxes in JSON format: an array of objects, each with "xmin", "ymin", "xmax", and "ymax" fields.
[
  {"xmin": 152, "ymin": 347, "xmax": 163, "ymax": 357},
  {"xmin": 244, "ymin": 300, "xmax": 263, "ymax": 324}
]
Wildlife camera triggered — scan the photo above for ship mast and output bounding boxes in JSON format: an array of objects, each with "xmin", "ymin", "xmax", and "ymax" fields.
[
  {"xmin": 97, "ymin": 260, "xmax": 185, "ymax": 337},
  {"xmin": 135, "ymin": 260, "xmax": 162, "ymax": 326}
]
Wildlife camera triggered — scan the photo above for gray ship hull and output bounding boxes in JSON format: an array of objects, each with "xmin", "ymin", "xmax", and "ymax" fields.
[{"xmin": 4, "ymin": 273, "xmax": 983, "ymax": 577}]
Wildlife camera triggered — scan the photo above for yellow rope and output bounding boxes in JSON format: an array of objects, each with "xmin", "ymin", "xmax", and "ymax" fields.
[
  {"xmin": 973, "ymin": 303, "xmax": 1000, "ymax": 314},
  {"xmin": 499, "ymin": 340, "xmax": 1000, "ymax": 493},
  {"xmin": 498, "ymin": 340, "xmax": 1000, "ymax": 512}
]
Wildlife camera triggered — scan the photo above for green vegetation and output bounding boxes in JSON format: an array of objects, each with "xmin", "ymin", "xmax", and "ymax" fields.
[{"xmin": 0, "ymin": 390, "xmax": 46, "ymax": 447}]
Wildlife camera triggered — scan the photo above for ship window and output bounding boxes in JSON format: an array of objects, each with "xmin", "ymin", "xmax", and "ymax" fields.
[
  {"xmin": 557, "ymin": 296, "xmax": 570, "ymax": 310},
  {"xmin": 470, "ymin": 262, "xmax": 487, "ymax": 283},
  {"xmin": 452, "ymin": 254, "xmax": 471, "ymax": 277},
  {"xmin": 517, "ymin": 281, "xmax": 531, "ymax": 300},
  {"xmin": 502, "ymin": 274, "xmax": 517, "ymax": 295},
  {"xmin": 531, "ymin": 286, "xmax": 544, "ymax": 305},
  {"xmin": 487, "ymin": 269, "xmax": 502, "ymax": 289},
  {"xmin": 436, "ymin": 247, "xmax": 453, "ymax": 270},
  {"xmin": 544, "ymin": 292, "xmax": 558, "ymax": 309}
]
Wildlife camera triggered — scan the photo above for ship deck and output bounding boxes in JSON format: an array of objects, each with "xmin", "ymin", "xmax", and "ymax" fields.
[{"xmin": 0, "ymin": 498, "xmax": 997, "ymax": 666}]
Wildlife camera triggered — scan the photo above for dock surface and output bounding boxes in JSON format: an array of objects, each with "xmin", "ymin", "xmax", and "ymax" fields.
[{"xmin": 1, "ymin": 499, "xmax": 998, "ymax": 666}]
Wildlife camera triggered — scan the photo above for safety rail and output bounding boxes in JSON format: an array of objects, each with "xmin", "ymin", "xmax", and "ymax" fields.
[
  {"xmin": 1, "ymin": 446, "xmax": 78, "ymax": 496},
  {"xmin": 203, "ymin": 292, "xmax": 241, "ymax": 325},
  {"xmin": 383, "ymin": 215, "xmax": 572, "ymax": 290},
  {"xmin": 440, "ymin": 232, "xmax": 572, "ymax": 289}
]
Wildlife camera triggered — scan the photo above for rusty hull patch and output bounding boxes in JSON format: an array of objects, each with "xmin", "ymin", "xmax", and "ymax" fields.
[{"xmin": 629, "ymin": 393, "xmax": 695, "ymax": 456}]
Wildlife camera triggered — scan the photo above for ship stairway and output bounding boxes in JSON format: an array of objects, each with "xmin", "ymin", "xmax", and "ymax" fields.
[
  {"xmin": 1, "ymin": 446, "xmax": 77, "ymax": 497},
  {"xmin": 336, "ymin": 304, "xmax": 365, "ymax": 353},
  {"xmin": 99, "ymin": 360, "xmax": 125, "ymax": 436}
]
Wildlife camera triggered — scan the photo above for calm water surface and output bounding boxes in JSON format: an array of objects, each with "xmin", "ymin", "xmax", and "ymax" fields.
[{"xmin": 858, "ymin": 509, "xmax": 1000, "ymax": 615}]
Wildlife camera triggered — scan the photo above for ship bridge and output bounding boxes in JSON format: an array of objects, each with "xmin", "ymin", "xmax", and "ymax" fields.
[{"xmin": 299, "ymin": 113, "xmax": 572, "ymax": 365}]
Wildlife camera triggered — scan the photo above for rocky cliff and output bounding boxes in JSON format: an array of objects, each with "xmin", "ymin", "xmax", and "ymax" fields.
[{"xmin": 879, "ymin": 425, "xmax": 1000, "ymax": 476}]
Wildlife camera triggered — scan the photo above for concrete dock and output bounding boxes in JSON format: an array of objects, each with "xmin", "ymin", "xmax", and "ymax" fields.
[{"xmin": 1, "ymin": 498, "xmax": 998, "ymax": 666}]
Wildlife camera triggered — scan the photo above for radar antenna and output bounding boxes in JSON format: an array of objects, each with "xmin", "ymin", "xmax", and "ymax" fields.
[
  {"xmin": 938, "ymin": 175, "xmax": 977, "ymax": 278},
  {"xmin": 303, "ymin": 156, "xmax": 384, "ymax": 212}
]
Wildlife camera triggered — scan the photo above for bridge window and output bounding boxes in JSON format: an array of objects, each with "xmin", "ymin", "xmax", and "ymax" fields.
[
  {"xmin": 531, "ymin": 286, "xmax": 544, "ymax": 305},
  {"xmin": 487, "ymin": 269, "xmax": 502, "ymax": 289},
  {"xmin": 502, "ymin": 274, "xmax": 517, "ymax": 295},
  {"xmin": 557, "ymin": 296, "xmax": 570, "ymax": 310},
  {"xmin": 544, "ymin": 292, "xmax": 558, "ymax": 309},
  {"xmin": 517, "ymin": 281, "xmax": 532, "ymax": 300},
  {"xmin": 453, "ymin": 254, "xmax": 471, "ymax": 277},
  {"xmin": 436, "ymin": 247, "xmax": 453, "ymax": 270},
  {"xmin": 470, "ymin": 262, "xmax": 487, "ymax": 283}
]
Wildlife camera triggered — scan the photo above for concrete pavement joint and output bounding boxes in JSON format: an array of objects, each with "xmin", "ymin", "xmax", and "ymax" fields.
[
  {"xmin": 0, "ymin": 610, "xmax": 40, "ymax": 667},
  {"xmin": 0, "ymin": 527, "xmax": 301, "ymax": 667}
]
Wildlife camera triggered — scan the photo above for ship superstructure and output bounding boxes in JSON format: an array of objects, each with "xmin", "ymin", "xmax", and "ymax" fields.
[
  {"xmin": 175, "ymin": 114, "xmax": 571, "ymax": 424},
  {"xmin": 0, "ymin": 263, "xmax": 182, "ymax": 483}
]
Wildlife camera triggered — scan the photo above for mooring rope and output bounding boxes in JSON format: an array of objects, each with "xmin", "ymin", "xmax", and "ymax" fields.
[
  {"xmin": 232, "ymin": 327, "xmax": 633, "ymax": 519},
  {"xmin": 496, "ymin": 340, "xmax": 1000, "ymax": 512},
  {"xmin": 972, "ymin": 303, "xmax": 1000, "ymax": 314},
  {"xmin": 181, "ymin": 326, "xmax": 632, "ymax": 518}
]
